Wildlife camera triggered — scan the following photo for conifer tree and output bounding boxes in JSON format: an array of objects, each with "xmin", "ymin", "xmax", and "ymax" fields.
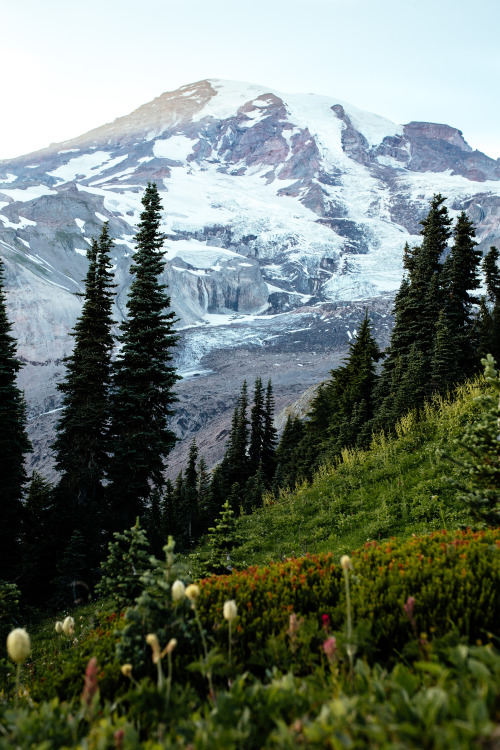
[
  {"xmin": 249, "ymin": 377, "xmax": 265, "ymax": 474},
  {"xmin": 430, "ymin": 310, "xmax": 462, "ymax": 395},
  {"xmin": 196, "ymin": 457, "xmax": 213, "ymax": 535},
  {"xmin": 20, "ymin": 473, "xmax": 54, "ymax": 605},
  {"xmin": 204, "ymin": 498, "xmax": 240, "ymax": 575},
  {"xmin": 441, "ymin": 211, "xmax": 481, "ymax": 374},
  {"xmin": 180, "ymin": 439, "xmax": 199, "ymax": 548},
  {"xmin": 262, "ymin": 379, "xmax": 278, "ymax": 484},
  {"xmin": 479, "ymin": 247, "xmax": 500, "ymax": 362},
  {"xmin": 0, "ymin": 254, "xmax": 31, "ymax": 580},
  {"xmin": 52, "ymin": 224, "xmax": 115, "ymax": 549},
  {"xmin": 274, "ymin": 416, "xmax": 305, "ymax": 490},
  {"xmin": 107, "ymin": 183, "xmax": 179, "ymax": 529}
]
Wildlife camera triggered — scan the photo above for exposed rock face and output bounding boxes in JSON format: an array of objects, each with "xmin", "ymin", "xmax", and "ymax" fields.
[{"xmin": 0, "ymin": 78, "xmax": 499, "ymax": 475}]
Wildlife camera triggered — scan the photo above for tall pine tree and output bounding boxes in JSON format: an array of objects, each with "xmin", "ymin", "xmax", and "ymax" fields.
[
  {"xmin": 52, "ymin": 223, "xmax": 115, "ymax": 549},
  {"xmin": 0, "ymin": 254, "xmax": 31, "ymax": 580},
  {"xmin": 107, "ymin": 183, "xmax": 179, "ymax": 530}
]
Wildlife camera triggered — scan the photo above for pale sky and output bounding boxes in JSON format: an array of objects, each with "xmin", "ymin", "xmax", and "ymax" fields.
[{"xmin": 1, "ymin": 0, "xmax": 499, "ymax": 160}]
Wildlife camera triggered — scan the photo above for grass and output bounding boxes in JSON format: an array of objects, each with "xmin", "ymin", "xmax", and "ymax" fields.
[{"xmin": 198, "ymin": 379, "xmax": 485, "ymax": 573}]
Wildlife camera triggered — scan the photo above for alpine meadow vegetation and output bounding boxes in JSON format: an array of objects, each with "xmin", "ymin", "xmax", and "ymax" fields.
[{"xmin": 2, "ymin": 193, "xmax": 500, "ymax": 747}]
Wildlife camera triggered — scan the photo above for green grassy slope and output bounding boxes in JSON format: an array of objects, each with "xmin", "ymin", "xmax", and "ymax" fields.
[{"xmin": 196, "ymin": 379, "xmax": 484, "ymax": 573}]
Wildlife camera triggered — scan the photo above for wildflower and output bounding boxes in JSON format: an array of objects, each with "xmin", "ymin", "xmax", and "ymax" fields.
[
  {"xmin": 6, "ymin": 629, "xmax": 31, "ymax": 665},
  {"xmin": 185, "ymin": 583, "xmax": 200, "ymax": 602},
  {"xmin": 164, "ymin": 638, "xmax": 177, "ymax": 656},
  {"xmin": 114, "ymin": 728, "xmax": 125, "ymax": 750},
  {"xmin": 340, "ymin": 555, "xmax": 351, "ymax": 570},
  {"xmin": 62, "ymin": 616, "xmax": 75, "ymax": 636},
  {"xmin": 146, "ymin": 633, "xmax": 161, "ymax": 664},
  {"xmin": 323, "ymin": 636, "xmax": 337, "ymax": 664},
  {"xmin": 322, "ymin": 613, "xmax": 331, "ymax": 632},
  {"xmin": 82, "ymin": 657, "xmax": 99, "ymax": 708},
  {"xmin": 287, "ymin": 613, "xmax": 303, "ymax": 653},
  {"xmin": 223, "ymin": 600, "xmax": 238, "ymax": 622},
  {"xmin": 55, "ymin": 621, "xmax": 63, "ymax": 634},
  {"xmin": 121, "ymin": 664, "xmax": 133, "ymax": 678},
  {"xmin": 403, "ymin": 596, "xmax": 415, "ymax": 621},
  {"xmin": 171, "ymin": 580, "xmax": 186, "ymax": 602}
]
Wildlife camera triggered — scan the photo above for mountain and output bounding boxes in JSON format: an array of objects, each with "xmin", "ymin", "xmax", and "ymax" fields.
[{"xmin": 1, "ymin": 79, "xmax": 499, "ymax": 475}]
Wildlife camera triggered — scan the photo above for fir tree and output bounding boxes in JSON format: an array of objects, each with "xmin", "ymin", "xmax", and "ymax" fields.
[
  {"xmin": 204, "ymin": 499, "xmax": 240, "ymax": 575},
  {"xmin": 274, "ymin": 416, "xmax": 305, "ymax": 490},
  {"xmin": 480, "ymin": 247, "xmax": 500, "ymax": 362},
  {"xmin": 196, "ymin": 457, "xmax": 213, "ymax": 535},
  {"xmin": 262, "ymin": 379, "xmax": 278, "ymax": 484},
  {"xmin": 0, "ymin": 254, "xmax": 31, "ymax": 580},
  {"xmin": 95, "ymin": 520, "xmax": 152, "ymax": 608},
  {"xmin": 181, "ymin": 439, "xmax": 199, "ymax": 548},
  {"xmin": 20, "ymin": 473, "xmax": 55, "ymax": 605},
  {"xmin": 248, "ymin": 377, "xmax": 265, "ymax": 474},
  {"xmin": 107, "ymin": 183, "xmax": 179, "ymax": 529},
  {"xmin": 52, "ymin": 224, "xmax": 115, "ymax": 550},
  {"xmin": 441, "ymin": 211, "xmax": 481, "ymax": 374},
  {"xmin": 430, "ymin": 310, "xmax": 462, "ymax": 395}
]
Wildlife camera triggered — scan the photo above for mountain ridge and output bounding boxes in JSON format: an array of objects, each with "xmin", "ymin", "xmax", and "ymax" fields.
[{"xmin": 1, "ymin": 78, "xmax": 499, "ymax": 476}]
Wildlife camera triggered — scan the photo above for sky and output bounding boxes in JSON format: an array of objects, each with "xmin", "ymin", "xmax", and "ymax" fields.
[{"xmin": 1, "ymin": 0, "xmax": 499, "ymax": 161}]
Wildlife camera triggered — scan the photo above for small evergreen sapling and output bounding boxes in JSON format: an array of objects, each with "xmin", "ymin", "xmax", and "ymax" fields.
[
  {"xmin": 442, "ymin": 354, "xmax": 500, "ymax": 526},
  {"xmin": 95, "ymin": 520, "xmax": 152, "ymax": 608}
]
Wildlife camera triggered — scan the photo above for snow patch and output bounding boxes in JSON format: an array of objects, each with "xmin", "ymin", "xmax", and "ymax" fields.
[{"xmin": 153, "ymin": 136, "xmax": 194, "ymax": 161}]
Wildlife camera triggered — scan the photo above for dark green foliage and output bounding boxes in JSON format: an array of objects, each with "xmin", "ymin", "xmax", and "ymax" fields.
[
  {"xmin": 431, "ymin": 310, "xmax": 462, "ymax": 394},
  {"xmin": 0, "ymin": 255, "xmax": 31, "ymax": 580},
  {"xmin": 95, "ymin": 521, "xmax": 152, "ymax": 609},
  {"xmin": 117, "ymin": 537, "xmax": 194, "ymax": 679},
  {"xmin": 274, "ymin": 415, "xmax": 305, "ymax": 490},
  {"xmin": 107, "ymin": 183, "xmax": 179, "ymax": 529},
  {"xmin": 262, "ymin": 379, "xmax": 278, "ymax": 484},
  {"xmin": 0, "ymin": 580, "xmax": 21, "ymax": 642},
  {"xmin": 479, "ymin": 246, "xmax": 500, "ymax": 362},
  {"xmin": 53, "ymin": 529, "xmax": 91, "ymax": 606},
  {"xmin": 203, "ymin": 499, "xmax": 241, "ymax": 575},
  {"xmin": 442, "ymin": 354, "xmax": 500, "ymax": 525},
  {"xmin": 248, "ymin": 377, "xmax": 265, "ymax": 474},
  {"xmin": 20, "ymin": 473, "xmax": 55, "ymax": 606},
  {"xmin": 441, "ymin": 211, "xmax": 481, "ymax": 375},
  {"xmin": 298, "ymin": 311, "xmax": 381, "ymax": 478},
  {"xmin": 52, "ymin": 224, "xmax": 115, "ymax": 553},
  {"xmin": 242, "ymin": 463, "xmax": 266, "ymax": 513}
]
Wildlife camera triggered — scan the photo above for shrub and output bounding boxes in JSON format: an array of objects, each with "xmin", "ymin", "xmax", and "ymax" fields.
[{"xmin": 197, "ymin": 528, "xmax": 500, "ymax": 665}]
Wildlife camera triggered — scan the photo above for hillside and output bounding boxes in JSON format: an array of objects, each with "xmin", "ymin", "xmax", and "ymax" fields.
[{"xmin": 191, "ymin": 378, "xmax": 484, "ymax": 575}]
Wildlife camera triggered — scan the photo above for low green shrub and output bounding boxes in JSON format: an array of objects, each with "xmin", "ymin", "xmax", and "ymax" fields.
[{"xmin": 197, "ymin": 528, "xmax": 500, "ymax": 665}]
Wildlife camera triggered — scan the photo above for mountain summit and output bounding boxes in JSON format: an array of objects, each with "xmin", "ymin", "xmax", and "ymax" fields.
[{"xmin": 1, "ymin": 79, "xmax": 499, "ymax": 472}]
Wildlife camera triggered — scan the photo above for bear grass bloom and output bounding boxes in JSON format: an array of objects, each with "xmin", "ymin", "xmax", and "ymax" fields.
[
  {"xmin": 7, "ymin": 628, "xmax": 31, "ymax": 665},
  {"xmin": 171, "ymin": 580, "xmax": 186, "ymax": 603},
  {"xmin": 62, "ymin": 616, "xmax": 75, "ymax": 637},
  {"xmin": 55, "ymin": 621, "xmax": 63, "ymax": 634},
  {"xmin": 223, "ymin": 600, "xmax": 238, "ymax": 622},
  {"xmin": 185, "ymin": 584, "xmax": 200, "ymax": 602}
]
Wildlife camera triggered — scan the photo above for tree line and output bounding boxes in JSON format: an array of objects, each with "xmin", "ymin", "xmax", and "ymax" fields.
[
  {"xmin": 274, "ymin": 194, "xmax": 500, "ymax": 487},
  {"xmin": 1, "ymin": 191, "xmax": 499, "ymax": 605}
]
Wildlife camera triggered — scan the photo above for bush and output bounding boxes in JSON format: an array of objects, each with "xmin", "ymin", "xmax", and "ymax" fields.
[{"xmin": 197, "ymin": 528, "xmax": 500, "ymax": 665}]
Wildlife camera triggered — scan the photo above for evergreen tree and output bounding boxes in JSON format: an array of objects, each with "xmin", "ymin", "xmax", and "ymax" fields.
[
  {"xmin": 196, "ymin": 457, "xmax": 213, "ymax": 535},
  {"xmin": 0, "ymin": 254, "xmax": 31, "ymax": 580},
  {"xmin": 248, "ymin": 377, "xmax": 265, "ymax": 474},
  {"xmin": 479, "ymin": 247, "xmax": 500, "ymax": 362},
  {"xmin": 430, "ymin": 310, "xmax": 462, "ymax": 395},
  {"xmin": 107, "ymin": 183, "xmax": 179, "ymax": 530},
  {"xmin": 219, "ymin": 381, "xmax": 250, "ymax": 492},
  {"xmin": 204, "ymin": 498, "xmax": 241, "ymax": 575},
  {"xmin": 374, "ymin": 195, "xmax": 453, "ymax": 430},
  {"xmin": 95, "ymin": 520, "xmax": 152, "ymax": 608},
  {"xmin": 52, "ymin": 224, "xmax": 115, "ymax": 552},
  {"xmin": 262, "ymin": 379, "xmax": 278, "ymax": 484},
  {"xmin": 243, "ymin": 462, "xmax": 266, "ymax": 512},
  {"xmin": 274, "ymin": 416, "xmax": 305, "ymax": 490},
  {"xmin": 20, "ymin": 473, "xmax": 55, "ymax": 605},
  {"xmin": 441, "ymin": 211, "xmax": 481, "ymax": 374},
  {"xmin": 160, "ymin": 479, "xmax": 176, "ymax": 541},
  {"xmin": 181, "ymin": 439, "xmax": 199, "ymax": 548}
]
